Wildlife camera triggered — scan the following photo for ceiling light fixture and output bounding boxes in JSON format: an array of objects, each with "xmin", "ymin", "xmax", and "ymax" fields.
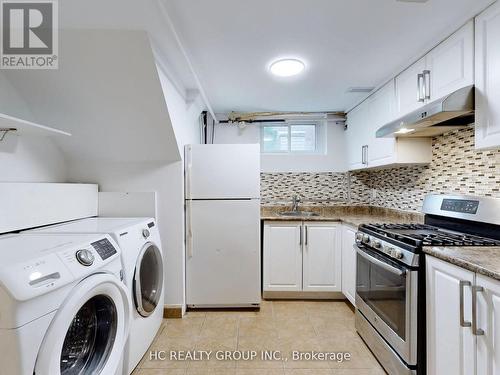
[
  {"xmin": 395, "ymin": 127, "xmax": 416, "ymax": 134},
  {"xmin": 269, "ymin": 59, "xmax": 305, "ymax": 77}
]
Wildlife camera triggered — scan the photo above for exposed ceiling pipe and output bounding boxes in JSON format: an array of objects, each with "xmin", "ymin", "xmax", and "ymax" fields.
[
  {"xmin": 219, "ymin": 111, "xmax": 346, "ymax": 125},
  {"xmin": 156, "ymin": 0, "xmax": 218, "ymax": 122}
]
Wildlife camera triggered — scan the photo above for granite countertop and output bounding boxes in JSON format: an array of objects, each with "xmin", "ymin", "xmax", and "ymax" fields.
[
  {"xmin": 423, "ymin": 246, "xmax": 500, "ymax": 281},
  {"xmin": 260, "ymin": 205, "xmax": 424, "ymax": 228},
  {"xmin": 261, "ymin": 205, "xmax": 500, "ymax": 281}
]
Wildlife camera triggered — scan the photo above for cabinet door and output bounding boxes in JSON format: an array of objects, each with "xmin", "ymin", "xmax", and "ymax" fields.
[
  {"xmin": 263, "ymin": 222, "xmax": 303, "ymax": 292},
  {"xmin": 302, "ymin": 223, "xmax": 341, "ymax": 292},
  {"xmin": 395, "ymin": 58, "xmax": 426, "ymax": 117},
  {"xmin": 426, "ymin": 256, "xmax": 475, "ymax": 375},
  {"xmin": 476, "ymin": 274, "xmax": 500, "ymax": 375},
  {"xmin": 426, "ymin": 20, "xmax": 474, "ymax": 101},
  {"xmin": 475, "ymin": 2, "xmax": 500, "ymax": 150},
  {"xmin": 341, "ymin": 225, "xmax": 357, "ymax": 305},
  {"xmin": 366, "ymin": 80, "xmax": 396, "ymax": 167},
  {"xmin": 346, "ymin": 104, "xmax": 367, "ymax": 171}
]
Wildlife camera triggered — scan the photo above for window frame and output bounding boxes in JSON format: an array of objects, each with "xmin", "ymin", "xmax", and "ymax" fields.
[{"xmin": 260, "ymin": 121, "xmax": 320, "ymax": 154}]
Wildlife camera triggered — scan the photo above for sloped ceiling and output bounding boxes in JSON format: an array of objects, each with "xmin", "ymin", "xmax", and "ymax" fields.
[{"xmin": 4, "ymin": 29, "xmax": 181, "ymax": 163}]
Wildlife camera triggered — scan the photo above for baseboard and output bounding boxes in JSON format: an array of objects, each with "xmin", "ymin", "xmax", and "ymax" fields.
[
  {"xmin": 262, "ymin": 291, "xmax": 346, "ymax": 300},
  {"xmin": 163, "ymin": 305, "xmax": 183, "ymax": 319}
]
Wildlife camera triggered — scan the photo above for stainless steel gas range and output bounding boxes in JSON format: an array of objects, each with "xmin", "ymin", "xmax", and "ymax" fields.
[{"xmin": 354, "ymin": 194, "xmax": 500, "ymax": 375}]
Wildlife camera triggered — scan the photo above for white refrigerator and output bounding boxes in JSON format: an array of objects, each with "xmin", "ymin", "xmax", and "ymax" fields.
[{"xmin": 185, "ymin": 144, "xmax": 261, "ymax": 307}]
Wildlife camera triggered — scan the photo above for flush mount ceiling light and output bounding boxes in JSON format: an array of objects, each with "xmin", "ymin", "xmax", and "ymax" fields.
[
  {"xmin": 395, "ymin": 127, "xmax": 415, "ymax": 134},
  {"xmin": 269, "ymin": 59, "xmax": 305, "ymax": 77}
]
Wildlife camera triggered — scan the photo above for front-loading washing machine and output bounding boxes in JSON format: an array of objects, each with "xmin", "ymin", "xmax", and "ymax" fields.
[
  {"xmin": 0, "ymin": 233, "xmax": 130, "ymax": 375},
  {"xmin": 28, "ymin": 217, "xmax": 164, "ymax": 374}
]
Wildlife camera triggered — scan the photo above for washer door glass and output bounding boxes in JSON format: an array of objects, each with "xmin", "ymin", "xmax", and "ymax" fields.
[
  {"xmin": 60, "ymin": 295, "xmax": 117, "ymax": 375},
  {"xmin": 134, "ymin": 243, "xmax": 163, "ymax": 317}
]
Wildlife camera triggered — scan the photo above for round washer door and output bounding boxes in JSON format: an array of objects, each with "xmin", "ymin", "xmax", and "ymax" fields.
[
  {"xmin": 133, "ymin": 242, "xmax": 163, "ymax": 317},
  {"xmin": 35, "ymin": 273, "xmax": 130, "ymax": 375}
]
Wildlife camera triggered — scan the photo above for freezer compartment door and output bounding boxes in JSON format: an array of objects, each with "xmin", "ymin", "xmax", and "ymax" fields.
[
  {"xmin": 185, "ymin": 144, "xmax": 260, "ymax": 199},
  {"xmin": 186, "ymin": 199, "xmax": 261, "ymax": 306}
]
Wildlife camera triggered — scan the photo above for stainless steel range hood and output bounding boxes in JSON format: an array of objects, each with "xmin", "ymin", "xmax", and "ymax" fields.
[{"xmin": 376, "ymin": 85, "xmax": 475, "ymax": 138}]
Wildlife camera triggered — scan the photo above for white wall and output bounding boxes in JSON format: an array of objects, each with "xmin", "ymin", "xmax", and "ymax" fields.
[
  {"xmin": 68, "ymin": 160, "xmax": 186, "ymax": 307},
  {"xmin": 0, "ymin": 72, "xmax": 67, "ymax": 183},
  {"xmin": 213, "ymin": 120, "xmax": 347, "ymax": 172},
  {"xmin": 0, "ymin": 136, "xmax": 67, "ymax": 182},
  {"xmin": 69, "ymin": 68, "xmax": 203, "ymax": 312}
]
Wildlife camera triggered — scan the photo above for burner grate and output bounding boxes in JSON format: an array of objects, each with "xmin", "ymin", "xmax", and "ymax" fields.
[{"xmin": 361, "ymin": 223, "xmax": 500, "ymax": 248}]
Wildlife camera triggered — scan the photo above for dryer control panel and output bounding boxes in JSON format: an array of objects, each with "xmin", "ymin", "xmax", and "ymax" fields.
[{"xmin": 91, "ymin": 238, "xmax": 117, "ymax": 260}]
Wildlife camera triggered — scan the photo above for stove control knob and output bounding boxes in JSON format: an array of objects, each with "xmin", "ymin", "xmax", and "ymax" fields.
[
  {"xmin": 355, "ymin": 233, "xmax": 363, "ymax": 242},
  {"xmin": 391, "ymin": 249, "xmax": 403, "ymax": 259},
  {"xmin": 76, "ymin": 249, "xmax": 94, "ymax": 266},
  {"xmin": 362, "ymin": 234, "xmax": 370, "ymax": 244},
  {"xmin": 372, "ymin": 240, "xmax": 382, "ymax": 249}
]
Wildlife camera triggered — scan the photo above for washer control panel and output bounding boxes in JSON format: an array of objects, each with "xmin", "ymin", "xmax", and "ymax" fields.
[{"xmin": 91, "ymin": 238, "xmax": 117, "ymax": 260}]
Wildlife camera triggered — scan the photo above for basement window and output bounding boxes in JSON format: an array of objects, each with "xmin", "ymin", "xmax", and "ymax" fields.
[{"xmin": 261, "ymin": 123, "xmax": 318, "ymax": 153}]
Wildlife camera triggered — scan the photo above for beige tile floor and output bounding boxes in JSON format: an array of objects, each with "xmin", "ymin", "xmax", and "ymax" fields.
[{"xmin": 133, "ymin": 300, "xmax": 386, "ymax": 375}]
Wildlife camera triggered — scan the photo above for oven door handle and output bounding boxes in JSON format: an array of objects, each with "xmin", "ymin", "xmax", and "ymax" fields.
[{"xmin": 356, "ymin": 245, "xmax": 407, "ymax": 277}]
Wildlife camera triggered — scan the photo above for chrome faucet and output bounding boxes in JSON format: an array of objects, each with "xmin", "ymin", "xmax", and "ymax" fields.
[{"xmin": 292, "ymin": 195, "xmax": 301, "ymax": 212}]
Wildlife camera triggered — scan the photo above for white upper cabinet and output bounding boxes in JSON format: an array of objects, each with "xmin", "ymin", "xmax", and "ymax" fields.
[
  {"xmin": 426, "ymin": 21, "xmax": 474, "ymax": 101},
  {"xmin": 345, "ymin": 103, "xmax": 368, "ymax": 170},
  {"xmin": 366, "ymin": 80, "xmax": 398, "ymax": 167},
  {"xmin": 475, "ymin": 2, "xmax": 500, "ymax": 150},
  {"xmin": 395, "ymin": 57, "xmax": 427, "ymax": 117},
  {"xmin": 346, "ymin": 80, "xmax": 432, "ymax": 171},
  {"xmin": 345, "ymin": 20, "xmax": 475, "ymax": 171},
  {"xmin": 396, "ymin": 21, "xmax": 474, "ymax": 119}
]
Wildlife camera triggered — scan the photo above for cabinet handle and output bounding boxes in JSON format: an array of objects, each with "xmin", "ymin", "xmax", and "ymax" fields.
[
  {"xmin": 361, "ymin": 145, "xmax": 368, "ymax": 165},
  {"xmin": 459, "ymin": 281, "xmax": 472, "ymax": 327},
  {"xmin": 305, "ymin": 226, "xmax": 308, "ymax": 246},
  {"xmin": 417, "ymin": 73, "xmax": 425, "ymax": 102},
  {"xmin": 423, "ymin": 70, "xmax": 431, "ymax": 100},
  {"xmin": 472, "ymin": 285, "xmax": 485, "ymax": 336},
  {"xmin": 299, "ymin": 226, "xmax": 303, "ymax": 246}
]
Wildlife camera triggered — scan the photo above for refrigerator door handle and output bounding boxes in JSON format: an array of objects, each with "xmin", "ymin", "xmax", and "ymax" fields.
[
  {"xmin": 186, "ymin": 200, "xmax": 193, "ymax": 258},
  {"xmin": 185, "ymin": 146, "xmax": 193, "ymax": 199}
]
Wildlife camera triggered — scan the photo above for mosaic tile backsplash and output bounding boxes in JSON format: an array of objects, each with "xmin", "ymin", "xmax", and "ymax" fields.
[
  {"xmin": 260, "ymin": 172, "xmax": 348, "ymax": 205},
  {"xmin": 261, "ymin": 127, "xmax": 500, "ymax": 212}
]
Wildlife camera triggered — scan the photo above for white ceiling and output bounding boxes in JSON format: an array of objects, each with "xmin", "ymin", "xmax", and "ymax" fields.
[{"xmin": 162, "ymin": 0, "xmax": 495, "ymax": 112}]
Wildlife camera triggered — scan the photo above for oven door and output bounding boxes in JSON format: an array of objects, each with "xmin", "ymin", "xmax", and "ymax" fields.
[{"xmin": 355, "ymin": 244, "xmax": 418, "ymax": 366}]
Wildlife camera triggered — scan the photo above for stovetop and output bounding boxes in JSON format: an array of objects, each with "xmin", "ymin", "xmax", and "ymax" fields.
[{"xmin": 361, "ymin": 223, "xmax": 500, "ymax": 248}]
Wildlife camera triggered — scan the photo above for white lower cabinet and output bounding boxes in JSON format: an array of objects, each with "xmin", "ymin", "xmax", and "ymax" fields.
[
  {"xmin": 263, "ymin": 221, "xmax": 341, "ymax": 293},
  {"xmin": 302, "ymin": 223, "xmax": 342, "ymax": 292},
  {"xmin": 426, "ymin": 256, "xmax": 500, "ymax": 375},
  {"xmin": 341, "ymin": 224, "xmax": 357, "ymax": 305},
  {"xmin": 263, "ymin": 221, "xmax": 302, "ymax": 292},
  {"xmin": 476, "ymin": 274, "xmax": 500, "ymax": 375},
  {"xmin": 426, "ymin": 256, "xmax": 475, "ymax": 375}
]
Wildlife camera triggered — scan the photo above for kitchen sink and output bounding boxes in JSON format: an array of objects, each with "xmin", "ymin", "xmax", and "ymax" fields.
[{"xmin": 279, "ymin": 211, "xmax": 319, "ymax": 217}]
